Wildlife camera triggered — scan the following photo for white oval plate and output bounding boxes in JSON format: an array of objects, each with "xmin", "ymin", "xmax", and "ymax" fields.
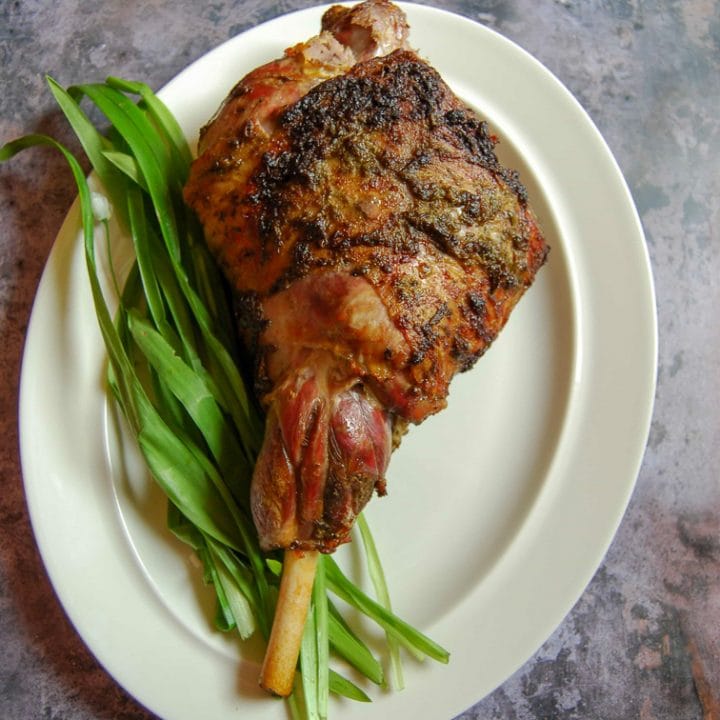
[{"xmin": 19, "ymin": 3, "xmax": 657, "ymax": 719}]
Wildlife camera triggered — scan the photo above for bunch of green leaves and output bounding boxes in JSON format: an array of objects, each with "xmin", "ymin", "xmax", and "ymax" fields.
[{"xmin": 1, "ymin": 75, "xmax": 449, "ymax": 719}]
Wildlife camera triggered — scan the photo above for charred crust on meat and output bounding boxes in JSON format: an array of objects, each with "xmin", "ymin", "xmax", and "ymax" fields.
[
  {"xmin": 245, "ymin": 51, "xmax": 533, "ymax": 295},
  {"xmin": 450, "ymin": 335, "xmax": 480, "ymax": 372},
  {"xmin": 442, "ymin": 111, "xmax": 528, "ymax": 204},
  {"xmin": 406, "ymin": 301, "xmax": 452, "ymax": 366},
  {"xmin": 462, "ymin": 289, "xmax": 495, "ymax": 337},
  {"xmin": 466, "ymin": 290, "xmax": 486, "ymax": 316}
]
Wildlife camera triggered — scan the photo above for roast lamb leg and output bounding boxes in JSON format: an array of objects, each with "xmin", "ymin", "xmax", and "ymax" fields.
[{"xmin": 184, "ymin": 0, "xmax": 548, "ymax": 695}]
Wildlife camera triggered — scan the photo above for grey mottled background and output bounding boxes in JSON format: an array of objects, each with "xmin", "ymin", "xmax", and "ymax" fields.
[{"xmin": 1, "ymin": 1, "xmax": 718, "ymax": 719}]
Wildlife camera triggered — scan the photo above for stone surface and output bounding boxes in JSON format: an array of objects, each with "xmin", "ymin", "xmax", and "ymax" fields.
[{"xmin": 0, "ymin": 1, "xmax": 718, "ymax": 719}]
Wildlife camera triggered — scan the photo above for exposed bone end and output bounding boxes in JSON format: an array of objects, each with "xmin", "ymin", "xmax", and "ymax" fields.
[{"xmin": 259, "ymin": 548, "xmax": 319, "ymax": 696}]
